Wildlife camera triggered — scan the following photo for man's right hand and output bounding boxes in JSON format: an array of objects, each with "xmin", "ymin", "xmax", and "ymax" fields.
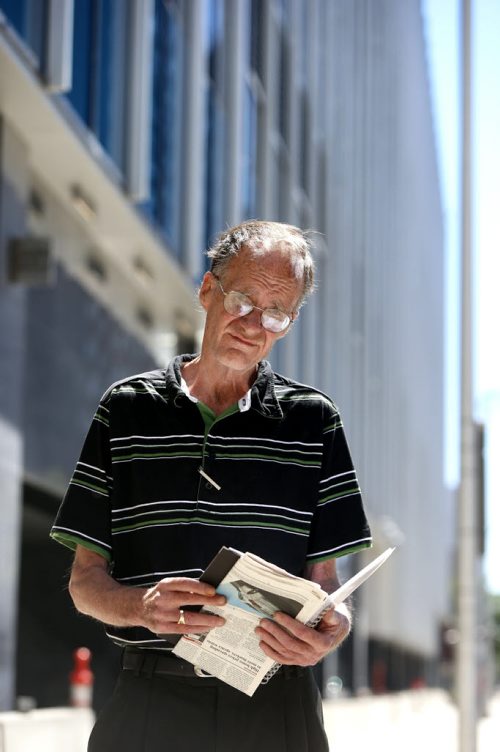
[
  {"xmin": 69, "ymin": 545, "xmax": 225, "ymax": 633},
  {"xmin": 142, "ymin": 577, "xmax": 226, "ymax": 634}
]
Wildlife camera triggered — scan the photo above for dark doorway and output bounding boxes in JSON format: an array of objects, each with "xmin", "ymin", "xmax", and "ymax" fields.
[{"xmin": 15, "ymin": 482, "xmax": 120, "ymax": 711}]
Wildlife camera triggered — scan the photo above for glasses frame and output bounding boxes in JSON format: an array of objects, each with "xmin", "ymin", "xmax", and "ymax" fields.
[{"xmin": 213, "ymin": 276, "xmax": 294, "ymax": 333}]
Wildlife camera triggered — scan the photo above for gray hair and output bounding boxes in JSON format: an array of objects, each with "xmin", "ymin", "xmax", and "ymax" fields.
[{"xmin": 206, "ymin": 220, "xmax": 316, "ymax": 308}]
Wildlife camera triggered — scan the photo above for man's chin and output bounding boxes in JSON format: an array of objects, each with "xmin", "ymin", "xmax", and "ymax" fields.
[{"xmin": 216, "ymin": 348, "xmax": 261, "ymax": 373}]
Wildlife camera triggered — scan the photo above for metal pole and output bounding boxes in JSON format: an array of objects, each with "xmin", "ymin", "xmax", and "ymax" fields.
[{"xmin": 457, "ymin": 0, "xmax": 477, "ymax": 750}]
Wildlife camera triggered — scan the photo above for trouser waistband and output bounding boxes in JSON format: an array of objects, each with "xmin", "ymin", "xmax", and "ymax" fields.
[
  {"xmin": 122, "ymin": 647, "xmax": 213, "ymax": 678},
  {"xmin": 121, "ymin": 647, "xmax": 305, "ymax": 681}
]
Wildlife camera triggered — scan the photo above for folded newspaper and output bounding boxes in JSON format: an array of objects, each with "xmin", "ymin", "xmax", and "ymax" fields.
[{"xmin": 172, "ymin": 546, "xmax": 395, "ymax": 696}]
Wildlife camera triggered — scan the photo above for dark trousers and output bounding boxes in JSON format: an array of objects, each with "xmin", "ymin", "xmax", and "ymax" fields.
[{"xmin": 88, "ymin": 664, "xmax": 329, "ymax": 752}]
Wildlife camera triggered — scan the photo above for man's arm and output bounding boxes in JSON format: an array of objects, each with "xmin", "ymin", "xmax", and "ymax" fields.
[
  {"xmin": 69, "ymin": 545, "xmax": 226, "ymax": 634},
  {"xmin": 255, "ymin": 558, "xmax": 351, "ymax": 666}
]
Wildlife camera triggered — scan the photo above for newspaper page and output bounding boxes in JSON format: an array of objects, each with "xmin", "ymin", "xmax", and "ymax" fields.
[
  {"xmin": 172, "ymin": 551, "xmax": 328, "ymax": 696},
  {"xmin": 172, "ymin": 547, "xmax": 395, "ymax": 697}
]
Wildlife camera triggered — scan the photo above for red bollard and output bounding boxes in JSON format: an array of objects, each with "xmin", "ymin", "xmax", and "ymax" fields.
[{"xmin": 69, "ymin": 647, "xmax": 94, "ymax": 708}]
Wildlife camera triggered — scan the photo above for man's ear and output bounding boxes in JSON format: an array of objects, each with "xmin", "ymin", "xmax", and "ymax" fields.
[{"xmin": 198, "ymin": 272, "xmax": 215, "ymax": 311}]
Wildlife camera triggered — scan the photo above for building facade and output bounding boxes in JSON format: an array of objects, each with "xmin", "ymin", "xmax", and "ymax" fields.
[{"xmin": 0, "ymin": 0, "xmax": 451, "ymax": 710}]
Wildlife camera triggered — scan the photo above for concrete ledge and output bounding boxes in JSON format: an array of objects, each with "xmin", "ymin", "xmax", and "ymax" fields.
[{"xmin": 0, "ymin": 707, "xmax": 94, "ymax": 752}]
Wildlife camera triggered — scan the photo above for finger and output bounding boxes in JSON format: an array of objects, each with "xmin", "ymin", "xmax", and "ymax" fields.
[
  {"xmin": 257, "ymin": 617, "xmax": 333, "ymax": 656},
  {"xmin": 318, "ymin": 607, "xmax": 343, "ymax": 628},
  {"xmin": 265, "ymin": 613, "xmax": 319, "ymax": 644},
  {"xmin": 259, "ymin": 641, "xmax": 303, "ymax": 664},
  {"xmin": 182, "ymin": 609, "xmax": 225, "ymax": 628},
  {"xmin": 255, "ymin": 620, "xmax": 309, "ymax": 655},
  {"xmin": 260, "ymin": 624, "xmax": 306, "ymax": 652},
  {"xmin": 160, "ymin": 610, "xmax": 225, "ymax": 634},
  {"xmin": 257, "ymin": 630, "xmax": 306, "ymax": 662},
  {"xmin": 157, "ymin": 577, "xmax": 222, "ymax": 597},
  {"xmin": 155, "ymin": 590, "xmax": 227, "ymax": 608},
  {"xmin": 272, "ymin": 612, "xmax": 340, "ymax": 648},
  {"xmin": 256, "ymin": 629, "xmax": 317, "ymax": 665}
]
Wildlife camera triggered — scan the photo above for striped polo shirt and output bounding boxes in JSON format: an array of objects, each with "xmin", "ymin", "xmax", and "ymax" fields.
[{"xmin": 51, "ymin": 354, "xmax": 372, "ymax": 649}]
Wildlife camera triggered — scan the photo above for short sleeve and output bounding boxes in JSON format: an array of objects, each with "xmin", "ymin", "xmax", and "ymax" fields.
[
  {"xmin": 50, "ymin": 399, "xmax": 113, "ymax": 561},
  {"xmin": 306, "ymin": 406, "xmax": 372, "ymax": 563}
]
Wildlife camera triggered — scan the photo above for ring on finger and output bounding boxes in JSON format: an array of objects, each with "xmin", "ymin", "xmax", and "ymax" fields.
[{"xmin": 177, "ymin": 609, "xmax": 186, "ymax": 626}]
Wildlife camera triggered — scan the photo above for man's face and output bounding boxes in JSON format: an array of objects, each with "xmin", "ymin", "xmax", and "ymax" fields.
[{"xmin": 199, "ymin": 246, "xmax": 302, "ymax": 374}]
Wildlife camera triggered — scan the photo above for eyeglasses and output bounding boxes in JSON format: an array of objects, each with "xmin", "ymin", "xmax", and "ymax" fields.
[{"xmin": 214, "ymin": 278, "xmax": 293, "ymax": 333}]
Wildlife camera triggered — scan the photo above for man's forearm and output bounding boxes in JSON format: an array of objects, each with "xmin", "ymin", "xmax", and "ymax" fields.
[
  {"xmin": 69, "ymin": 545, "xmax": 227, "ymax": 634},
  {"xmin": 69, "ymin": 559, "xmax": 147, "ymax": 627}
]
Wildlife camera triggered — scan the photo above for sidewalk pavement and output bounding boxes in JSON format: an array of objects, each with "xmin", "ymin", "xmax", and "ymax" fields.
[{"xmin": 323, "ymin": 688, "xmax": 500, "ymax": 752}]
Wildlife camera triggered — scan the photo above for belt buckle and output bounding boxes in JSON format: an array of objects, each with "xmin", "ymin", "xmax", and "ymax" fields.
[{"xmin": 194, "ymin": 665, "xmax": 213, "ymax": 678}]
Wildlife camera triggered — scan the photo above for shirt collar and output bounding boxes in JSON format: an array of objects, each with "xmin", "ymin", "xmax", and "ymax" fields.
[
  {"xmin": 166, "ymin": 355, "xmax": 283, "ymax": 419},
  {"xmin": 179, "ymin": 374, "xmax": 252, "ymax": 413}
]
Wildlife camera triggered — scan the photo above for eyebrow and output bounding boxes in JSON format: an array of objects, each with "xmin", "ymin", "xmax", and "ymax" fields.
[{"xmin": 235, "ymin": 287, "xmax": 292, "ymax": 315}]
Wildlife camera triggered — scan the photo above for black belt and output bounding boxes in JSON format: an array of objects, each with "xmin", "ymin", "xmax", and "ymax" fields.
[
  {"xmin": 121, "ymin": 648, "xmax": 305, "ymax": 681},
  {"xmin": 122, "ymin": 648, "xmax": 213, "ymax": 678}
]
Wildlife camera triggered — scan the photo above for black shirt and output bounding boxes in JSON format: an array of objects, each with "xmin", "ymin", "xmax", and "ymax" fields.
[{"xmin": 51, "ymin": 355, "xmax": 371, "ymax": 649}]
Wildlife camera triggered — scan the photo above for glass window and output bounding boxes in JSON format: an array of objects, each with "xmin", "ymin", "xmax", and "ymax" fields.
[
  {"xmin": 66, "ymin": 0, "xmax": 92, "ymax": 122},
  {"xmin": 277, "ymin": 25, "xmax": 290, "ymax": 144},
  {"xmin": 206, "ymin": 0, "xmax": 224, "ymax": 83},
  {"xmin": 277, "ymin": 142, "xmax": 290, "ymax": 221},
  {"xmin": 316, "ymin": 1, "xmax": 327, "ymax": 132},
  {"xmin": 141, "ymin": 0, "xmax": 183, "ymax": 253},
  {"xmin": 299, "ymin": 91, "xmax": 311, "ymax": 192},
  {"xmin": 316, "ymin": 145, "xmax": 327, "ymax": 234},
  {"xmin": 242, "ymin": 84, "xmax": 258, "ymax": 219},
  {"xmin": 294, "ymin": 306, "xmax": 306, "ymax": 382},
  {"xmin": 0, "ymin": 0, "xmax": 48, "ymax": 65},
  {"xmin": 65, "ymin": 0, "xmax": 129, "ymax": 172},
  {"xmin": 316, "ymin": 253, "xmax": 327, "ymax": 384},
  {"xmin": 97, "ymin": 0, "xmax": 128, "ymax": 167},
  {"xmin": 204, "ymin": 89, "xmax": 225, "ymax": 252},
  {"xmin": 277, "ymin": 0, "xmax": 289, "ymax": 25},
  {"xmin": 204, "ymin": 0, "xmax": 225, "ymax": 252},
  {"xmin": 250, "ymin": 0, "xmax": 265, "ymax": 83},
  {"xmin": 300, "ymin": 0, "xmax": 309, "ymax": 83}
]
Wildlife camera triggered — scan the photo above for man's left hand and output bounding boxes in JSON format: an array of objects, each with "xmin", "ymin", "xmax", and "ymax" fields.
[{"xmin": 255, "ymin": 605, "xmax": 350, "ymax": 666}]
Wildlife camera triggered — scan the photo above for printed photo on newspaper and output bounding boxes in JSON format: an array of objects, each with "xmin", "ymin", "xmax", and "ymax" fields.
[{"xmin": 172, "ymin": 546, "xmax": 395, "ymax": 697}]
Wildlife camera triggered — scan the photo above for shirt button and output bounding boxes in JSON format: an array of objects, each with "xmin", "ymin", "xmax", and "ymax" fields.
[{"xmin": 205, "ymin": 482, "xmax": 213, "ymax": 490}]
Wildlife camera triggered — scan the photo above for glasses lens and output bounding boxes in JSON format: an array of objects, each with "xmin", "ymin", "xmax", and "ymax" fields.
[
  {"xmin": 224, "ymin": 291, "xmax": 254, "ymax": 318},
  {"xmin": 261, "ymin": 310, "xmax": 290, "ymax": 333},
  {"xmin": 220, "ymin": 283, "xmax": 291, "ymax": 333}
]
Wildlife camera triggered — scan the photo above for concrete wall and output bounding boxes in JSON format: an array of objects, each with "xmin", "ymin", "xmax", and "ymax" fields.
[
  {"xmin": 24, "ymin": 265, "xmax": 155, "ymax": 492},
  {"xmin": 321, "ymin": 0, "xmax": 450, "ymax": 660}
]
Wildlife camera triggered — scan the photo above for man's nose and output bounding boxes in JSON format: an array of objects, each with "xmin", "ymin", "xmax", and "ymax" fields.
[{"xmin": 241, "ymin": 307, "xmax": 262, "ymax": 329}]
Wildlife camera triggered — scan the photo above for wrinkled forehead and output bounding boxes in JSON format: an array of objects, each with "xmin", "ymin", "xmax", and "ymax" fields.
[
  {"xmin": 228, "ymin": 243, "xmax": 305, "ymax": 283},
  {"xmin": 220, "ymin": 246, "xmax": 304, "ymax": 310}
]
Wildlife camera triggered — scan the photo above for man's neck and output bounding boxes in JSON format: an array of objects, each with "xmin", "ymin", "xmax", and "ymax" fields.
[{"xmin": 181, "ymin": 355, "xmax": 257, "ymax": 415}]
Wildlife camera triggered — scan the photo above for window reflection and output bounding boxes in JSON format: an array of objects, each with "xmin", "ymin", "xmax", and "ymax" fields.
[
  {"xmin": 242, "ymin": 84, "xmax": 258, "ymax": 219},
  {"xmin": 144, "ymin": 0, "xmax": 183, "ymax": 253},
  {"xmin": 204, "ymin": 0, "xmax": 225, "ymax": 253},
  {"xmin": 66, "ymin": 0, "xmax": 129, "ymax": 171}
]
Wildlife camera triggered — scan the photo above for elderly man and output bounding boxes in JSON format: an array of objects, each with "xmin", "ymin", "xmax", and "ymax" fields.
[{"xmin": 51, "ymin": 220, "xmax": 371, "ymax": 752}]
